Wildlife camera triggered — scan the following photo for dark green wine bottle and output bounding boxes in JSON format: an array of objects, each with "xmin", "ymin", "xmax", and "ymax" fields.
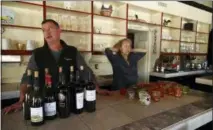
[{"xmin": 30, "ymin": 71, "xmax": 44, "ymax": 126}]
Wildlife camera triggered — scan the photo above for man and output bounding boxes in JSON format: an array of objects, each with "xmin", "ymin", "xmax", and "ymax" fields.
[{"xmin": 3, "ymin": 19, "xmax": 111, "ymax": 114}]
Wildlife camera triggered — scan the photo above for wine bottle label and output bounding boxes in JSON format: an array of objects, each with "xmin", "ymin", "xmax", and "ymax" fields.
[
  {"xmin": 44, "ymin": 102, "xmax": 56, "ymax": 116},
  {"xmin": 30, "ymin": 107, "xmax": 43, "ymax": 122},
  {"xmin": 76, "ymin": 93, "xmax": 84, "ymax": 109},
  {"xmin": 86, "ymin": 90, "xmax": 96, "ymax": 101},
  {"xmin": 58, "ymin": 93, "xmax": 66, "ymax": 102}
]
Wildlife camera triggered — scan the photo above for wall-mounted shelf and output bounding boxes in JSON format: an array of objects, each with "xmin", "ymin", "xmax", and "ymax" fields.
[
  {"xmin": 92, "ymin": 51, "xmax": 104, "ymax": 55},
  {"xmin": 1, "ymin": 1, "xmax": 210, "ymax": 57},
  {"xmin": 195, "ymin": 42, "xmax": 208, "ymax": 44},
  {"xmin": 161, "ymin": 39, "xmax": 180, "ymax": 42},
  {"xmin": 15, "ymin": 1, "xmax": 43, "ymax": 6},
  {"xmin": 160, "ymin": 52, "xmax": 207, "ymax": 56},
  {"xmin": 46, "ymin": 5, "xmax": 91, "ymax": 15},
  {"xmin": 196, "ymin": 32, "xmax": 209, "ymax": 34},
  {"xmin": 180, "ymin": 41, "xmax": 195, "ymax": 43},
  {"xmin": 1, "ymin": 50, "xmax": 33, "ymax": 55},
  {"xmin": 181, "ymin": 29, "xmax": 196, "ymax": 33},
  {"xmin": 162, "ymin": 26, "xmax": 180, "ymax": 30},
  {"xmin": 94, "ymin": 14, "xmax": 126, "ymax": 21},
  {"xmin": 128, "ymin": 19, "xmax": 161, "ymax": 26},
  {"xmin": 2, "ymin": 24, "xmax": 42, "ymax": 30},
  {"xmin": 93, "ymin": 33, "xmax": 126, "ymax": 37},
  {"xmin": 1, "ymin": 50, "xmax": 91, "ymax": 55},
  {"xmin": 62, "ymin": 29, "xmax": 91, "ymax": 34}
]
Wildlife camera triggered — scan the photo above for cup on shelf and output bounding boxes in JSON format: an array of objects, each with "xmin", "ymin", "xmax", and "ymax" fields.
[
  {"xmin": 26, "ymin": 40, "xmax": 37, "ymax": 50},
  {"xmin": 172, "ymin": 49, "xmax": 176, "ymax": 53},
  {"xmin": 2, "ymin": 38, "xmax": 12, "ymax": 50},
  {"xmin": 17, "ymin": 43, "xmax": 25, "ymax": 50}
]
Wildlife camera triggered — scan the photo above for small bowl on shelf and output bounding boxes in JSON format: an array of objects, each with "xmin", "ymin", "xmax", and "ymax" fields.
[
  {"xmin": 100, "ymin": 4, "xmax": 113, "ymax": 17},
  {"xmin": 100, "ymin": 10, "xmax": 112, "ymax": 17},
  {"xmin": 164, "ymin": 48, "xmax": 171, "ymax": 53},
  {"xmin": 172, "ymin": 49, "xmax": 176, "ymax": 53}
]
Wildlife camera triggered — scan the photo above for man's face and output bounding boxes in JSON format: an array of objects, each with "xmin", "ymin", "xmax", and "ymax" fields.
[{"xmin": 42, "ymin": 22, "xmax": 61, "ymax": 45}]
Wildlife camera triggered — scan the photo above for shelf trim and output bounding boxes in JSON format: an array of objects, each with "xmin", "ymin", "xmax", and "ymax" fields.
[
  {"xmin": 180, "ymin": 41, "xmax": 195, "ymax": 43},
  {"xmin": 128, "ymin": 19, "xmax": 161, "ymax": 26},
  {"xmin": 160, "ymin": 52, "xmax": 207, "ymax": 55},
  {"xmin": 1, "ymin": 50, "xmax": 91, "ymax": 55},
  {"xmin": 62, "ymin": 29, "xmax": 91, "ymax": 34},
  {"xmin": 92, "ymin": 51, "xmax": 104, "ymax": 55},
  {"xmin": 94, "ymin": 13, "xmax": 126, "ymax": 20},
  {"xmin": 46, "ymin": 5, "xmax": 91, "ymax": 15},
  {"xmin": 2, "ymin": 24, "xmax": 41, "ymax": 30},
  {"xmin": 181, "ymin": 29, "xmax": 196, "ymax": 33},
  {"xmin": 93, "ymin": 33, "xmax": 126, "ymax": 37},
  {"xmin": 1, "ymin": 50, "xmax": 33, "ymax": 55},
  {"xmin": 15, "ymin": 1, "xmax": 43, "ymax": 7},
  {"xmin": 195, "ymin": 42, "xmax": 208, "ymax": 44},
  {"xmin": 162, "ymin": 26, "xmax": 180, "ymax": 30},
  {"xmin": 161, "ymin": 39, "xmax": 180, "ymax": 42},
  {"xmin": 196, "ymin": 31, "xmax": 209, "ymax": 34}
]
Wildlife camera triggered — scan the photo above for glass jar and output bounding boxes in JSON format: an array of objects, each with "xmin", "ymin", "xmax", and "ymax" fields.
[
  {"xmin": 120, "ymin": 88, "xmax": 127, "ymax": 96},
  {"xmin": 138, "ymin": 91, "xmax": 151, "ymax": 106},
  {"xmin": 151, "ymin": 91, "xmax": 161, "ymax": 102},
  {"xmin": 174, "ymin": 86, "xmax": 182, "ymax": 97},
  {"xmin": 182, "ymin": 86, "xmax": 190, "ymax": 95},
  {"xmin": 127, "ymin": 89, "xmax": 135, "ymax": 100}
]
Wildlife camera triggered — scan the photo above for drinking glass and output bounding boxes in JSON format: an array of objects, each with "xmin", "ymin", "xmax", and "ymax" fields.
[
  {"xmin": 127, "ymin": 89, "xmax": 135, "ymax": 100},
  {"xmin": 71, "ymin": 16, "xmax": 77, "ymax": 31},
  {"xmin": 58, "ymin": 14, "xmax": 63, "ymax": 29}
]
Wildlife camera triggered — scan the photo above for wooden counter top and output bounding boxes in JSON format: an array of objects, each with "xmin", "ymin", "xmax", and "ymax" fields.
[{"xmin": 2, "ymin": 90, "xmax": 212, "ymax": 130}]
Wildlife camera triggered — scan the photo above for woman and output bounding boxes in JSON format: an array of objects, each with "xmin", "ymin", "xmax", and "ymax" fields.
[{"xmin": 105, "ymin": 38, "xmax": 146, "ymax": 91}]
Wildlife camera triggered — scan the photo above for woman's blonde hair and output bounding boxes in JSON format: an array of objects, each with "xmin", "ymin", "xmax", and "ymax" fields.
[{"xmin": 113, "ymin": 38, "xmax": 132, "ymax": 50}]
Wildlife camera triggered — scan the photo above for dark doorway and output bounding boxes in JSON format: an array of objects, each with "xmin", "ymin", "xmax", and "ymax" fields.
[{"xmin": 127, "ymin": 33, "xmax": 135, "ymax": 48}]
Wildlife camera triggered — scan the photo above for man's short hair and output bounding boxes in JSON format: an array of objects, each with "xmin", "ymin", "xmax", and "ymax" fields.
[{"xmin": 41, "ymin": 19, "xmax": 59, "ymax": 28}]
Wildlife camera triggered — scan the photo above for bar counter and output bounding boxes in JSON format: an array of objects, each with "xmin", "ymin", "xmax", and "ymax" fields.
[
  {"xmin": 196, "ymin": 76, "xmax": 213, "ymax": 86},
  {"xmin": 2, "ymin": 90, "xmax": 212, "ymax": 130}
]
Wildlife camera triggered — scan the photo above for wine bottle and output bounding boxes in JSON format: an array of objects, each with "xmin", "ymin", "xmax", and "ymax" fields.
[
  {"xmin": 85, "ymin": 71, "xmax": 96, "ymax": 112},
  {"xmin": 57, "ymin": 66, "xmax": 70, "ymax": 118},
  {"xmin": 30, "ymin": 71, "xmax": 44, "ymax": 126},
  {"xmin": 44, "ymin": 68, "xmax": 57, "ymax": 120},
  {"xmin": 23, "ymin": 69, "xmax": 33, "ymax": 120},
  {"xmin": 68, "ymin": 66, "xmax": 75, "ymax": 113},
  {"xmin": 73, "ymin": 67, "xmax": 84, "ymax": 114}
]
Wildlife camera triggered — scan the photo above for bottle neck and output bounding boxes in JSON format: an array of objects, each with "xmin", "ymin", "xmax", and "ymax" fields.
[
  {"xmin": 27, "ymin": 75, "xmax": 33, "ymax": 88},
  {"xmin": 45, "ymin": 74, "xmax": 51, "ymax": 85},
  {"xmin": 88, "ymin": 71, "xmax": 92, "ymax": 82},
  {"xmin": 75, "ymin": 71, "xmax": 80, "ymax": 82},
  {"xmin": 33, "ymin": 77, "xmax": 39, "ymax": 88},
  {"xmin": 70, "ymin": 71, "xmax": 74, "ymax": 82},
  {"xmin": 59, "ymin": 72, "xmax": 66, "ymax": 85},
  {"xmin": 34, "ymin": 86, "xmax": 39, "ymax": 92}
]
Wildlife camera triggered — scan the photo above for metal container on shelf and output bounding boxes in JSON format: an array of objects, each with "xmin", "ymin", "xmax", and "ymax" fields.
[
  {"xmin": 2, "ymin": 38, "xmax": 12, "ymax": 50},
  {"xmin": 195, "ymin": 63, "xmax": 202, "ymax": 70},
  {"xmin": 160, "ymin": 66, "xmax": 165, "ymax": 73},
  {"xmin": 26, "ymin": 40, "xmax": 37, "ymax": 50},
  {"xmin": 190, "ymin": 63, "xmax": 195, "ymax": 70}
]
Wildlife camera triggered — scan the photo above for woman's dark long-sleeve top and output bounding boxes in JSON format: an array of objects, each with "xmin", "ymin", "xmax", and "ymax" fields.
[{"xmin": 105, "ymin": 48, "xmax": 146, "ymax": 90}]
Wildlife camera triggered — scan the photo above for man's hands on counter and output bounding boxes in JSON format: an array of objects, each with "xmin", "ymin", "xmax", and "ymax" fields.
[
  {"xmin": 3, "ymin": 101, "xmax": 22, "ymax": 115},
  {"xmin": 96, "ymin": 87, "xmax": 112, "ymax": 96},
  {"xmin": 3, "ymin": 85, "xmax": 111, "ymax": 115}
]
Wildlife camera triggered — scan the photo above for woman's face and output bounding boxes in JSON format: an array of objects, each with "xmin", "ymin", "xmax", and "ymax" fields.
[{"xmin": 120, "ymin": 41, "xmax": 131, "ymax": 55}]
